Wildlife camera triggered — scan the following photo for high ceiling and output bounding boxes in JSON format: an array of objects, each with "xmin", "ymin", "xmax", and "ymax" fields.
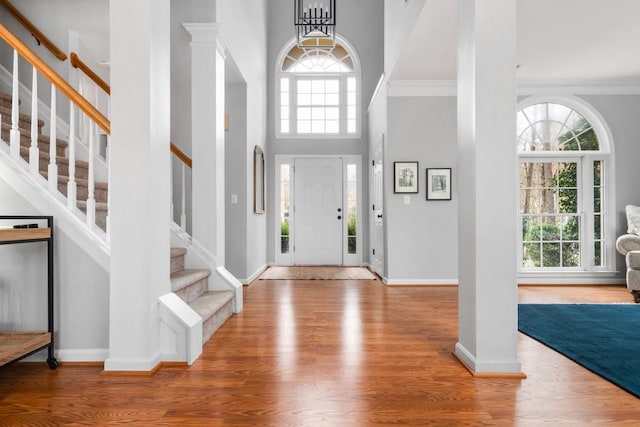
[{"xmin": 390, "ymin": 0, "xmax": 640, "ymax": 82}]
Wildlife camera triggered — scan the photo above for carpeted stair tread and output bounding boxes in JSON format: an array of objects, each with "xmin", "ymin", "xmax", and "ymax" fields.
[
  {"xmin": 170, "ymin": 247, "xmax": 187, "ymax": 274},
  {"xmin": 2, "ymin": 122, "xmax": 68, "ymax": 148},
  {"xmin": 41, "ymin": 172, "xmax": 108, "ymax": 190},
  {"xmin": 19, "ymin": 145, "xmax": 89, "ymax": 169},
  {"xmin": 0, "ymin": 92, "xmax": 17, "ymax": 105},
  {"xmin": 0, "ymin": 105, "xmax": 45, "ymax": 128},
  {"xmin": 76, "ymin": 200, "xmax": 109, "ymax": 211},
  {"xmin": 171, "ymin": 247, "xmax": 187, "ymax": 258},
  {"xmin": 189, "ymin": 290, "xmax": 234, "ymax": 322},
  {"xmin": 170, "ymin": 268, "xmax": 211, "ymax": 293}
]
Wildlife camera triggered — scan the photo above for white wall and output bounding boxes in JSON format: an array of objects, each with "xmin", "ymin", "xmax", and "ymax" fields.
[
  {"xmin": 218, "ymin": 0, "xmax": 268, "ymax": 281},
  {"xmin": 385, "ymin": 96, "xmax": 458, "ymax": 283},
  {"xmin": 225, "ymin": 83, "xmax": 248, "ymax": 280},
  {"xmin": 266, "ymin": 0, "xmax": 384, "ymax": 264},
  {"xmin": 0, "ymin": 177, "xmax": 109, "ymax": 361},
  {"xmin": 581, "ymin": 94, "xmax": 640, "ymax": 276},
  {"xmin": 383, "ymin": 0, "xmax": 425, "ymax": 76}
]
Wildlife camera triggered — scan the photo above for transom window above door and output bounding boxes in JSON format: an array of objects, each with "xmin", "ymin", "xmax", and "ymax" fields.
[{"xmin": 276, "ymin": 37, "xmax": 360, "ymax": 138}]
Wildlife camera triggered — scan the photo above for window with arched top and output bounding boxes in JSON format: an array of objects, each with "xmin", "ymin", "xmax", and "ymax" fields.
[
  {"xmin": 276, "ymin": 37, "xmax": 360, "ymax": 137},
  {"xmin": 517, "ymin": 99, "xmax": 615, "ymax": 278}
]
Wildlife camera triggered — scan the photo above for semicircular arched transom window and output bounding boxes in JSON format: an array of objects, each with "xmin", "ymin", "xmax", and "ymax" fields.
[
  {"xmin": 516, "ymin": 101, "xmax": 611, "ymax": 275},
  {"xmin": 517, "ymin": 103, "xmax": 600, "ymax": 152},
  {"xmin": 276, "ymin": 38, "xmax": 360, "ymax": 137}
]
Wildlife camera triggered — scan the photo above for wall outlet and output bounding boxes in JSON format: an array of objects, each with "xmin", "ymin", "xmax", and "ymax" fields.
[
  {"xmin": 231, "ymin": 194, "xmax": 238, "ymax": 204},
  {"xmin": 404, "ymin": 195, "xmax": 410, "ymax": 205}
]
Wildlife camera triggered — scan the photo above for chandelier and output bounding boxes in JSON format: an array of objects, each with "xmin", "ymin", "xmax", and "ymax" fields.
[{"xmin": 294, "ymin": 0, "xmax": 336, "ymax": 48}]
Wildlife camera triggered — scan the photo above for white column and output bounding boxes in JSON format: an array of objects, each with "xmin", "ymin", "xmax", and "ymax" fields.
[
  {"xmin": 454, "ymin": 0, "xmax": 522, "ymax": 375},
  {"xmin": 184, "ymin": 23, "xmax": 226, "ymax": 266},
  {"xmin": 105, "ymin": 0, "xmax": 171, "ymax": 372}
]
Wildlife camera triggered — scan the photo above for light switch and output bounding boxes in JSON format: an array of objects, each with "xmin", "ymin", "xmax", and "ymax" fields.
[
  {"xmin": 404, "ymin": 195, "xmax": 410, "ymax": 205},
  {"xmin": 231, "ymin": 194, "xmax": 238, "ymax": 204}
]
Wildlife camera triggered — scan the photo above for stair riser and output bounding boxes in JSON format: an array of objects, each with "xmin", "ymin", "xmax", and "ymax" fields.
[
  {"xmin": 19, "ymin": 152, "xmax": 90, "ymax": 180},
  {"xmin": 0, "ymin": 114, "xmax": 43, "ymax": 134},
  {"xmin": 1, "ymin": 128, "xmax": 68, "ymax": 155},
  {"xmin": 171, "ymin": 254, "xmax": 185, "ymax": 274},
  {"xmin": 202, "ymin": 299, "xmax": 233, "ymax": 343},
  {"xmin": 175, "ymin": 278, "xmax": 207, "ymax": 305},
  {"xmin": 56, "ymin": 180, "xmax": 108, "ymax": 203},
  {"xmin": 77, "ymin": 205, "xmax": 107, "ymax": 232}
]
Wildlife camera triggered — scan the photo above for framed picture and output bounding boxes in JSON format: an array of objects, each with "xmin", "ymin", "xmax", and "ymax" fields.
[
  {"xmin": 426, "ymin": 168, "xmax": 452, "ymax": 200},
  {"xmin": 394, "ymin": 161, "xmax": 419, "ymax": 193}
]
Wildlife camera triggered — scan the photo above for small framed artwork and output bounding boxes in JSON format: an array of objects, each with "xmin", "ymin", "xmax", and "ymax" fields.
[
  {"xmin": 394, "ymin": 161, "xmax": 419, "ymax": 193},
  {"xmin": 426, "ymin": 168, "xmax": 452, "ymax": 201}
]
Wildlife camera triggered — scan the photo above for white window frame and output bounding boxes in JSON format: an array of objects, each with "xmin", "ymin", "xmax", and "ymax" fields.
[
  {"xmin": 275, "ymin": 36, "xmax": 362, "ymax": 139},
  {"xmin": 517, "ymin": 96, "xmax": 617, "ymax": 284}
]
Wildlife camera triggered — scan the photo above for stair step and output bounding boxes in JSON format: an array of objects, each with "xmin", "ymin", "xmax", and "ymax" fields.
[
  {"xmin": 2, "ymin": 122, "xmax": 69, "ymax": 152},
  {"xmin": 40, "ymin": 172, "xmax": 109, "ymax": 203},
  {"xmin": 0, "ymin": 105, "xmax": 45, "ymax": 131},
  {"xmin": 19, "ymin": 145, "xmax": 90, "ymax": 179},
  {"xmin": 170, "ymin": 268, "xmax": 210, "ymax": 294},
  {"xmin": 77, "ymin": 200, "xmax": 108, "ymax": 231},
  {"xmin": 170, "ymin": 247, "xmax": 187, "ymax": 274},
  {"xmin": 189, "ymin": 291, "xmax": 234, "ymax": 342}
]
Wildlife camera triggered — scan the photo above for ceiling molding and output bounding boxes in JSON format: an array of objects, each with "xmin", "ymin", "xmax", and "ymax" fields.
[
  {"xmin": 387, "ymin": 80, "xmax": 456, "ymax": 97},
  {"xmin": 387, "ymin": 79, "xmax": 640, "ymax": 97}
]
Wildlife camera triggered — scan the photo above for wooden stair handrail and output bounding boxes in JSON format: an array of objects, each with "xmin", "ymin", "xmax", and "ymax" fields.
[
  {"xmin": 0, "ymin": 0, "xmax": 67, "ymax": 61},
  {"xmin": 170, "ymin": 143, "xmax": 192, "ymax": 169},
  {"xmin": 0, "ymin": 24, "xmax": 110, "ymax": 134},
  {"xmin": 70, "ymin": 52, "xmax": 110, "ymax": 95}
]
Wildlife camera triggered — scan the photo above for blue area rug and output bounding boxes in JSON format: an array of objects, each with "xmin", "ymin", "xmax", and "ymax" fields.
[{"xmin": 518, "ymin": 304, "xmax": 640, "ymax": 398}]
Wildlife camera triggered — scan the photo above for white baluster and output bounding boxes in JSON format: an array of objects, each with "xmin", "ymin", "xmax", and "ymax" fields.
[
  {"xmin": 180, "ymin": 163, "xmax": 187, "ymax": 230},
  {"xmin": 9, "ymin": 50, "xmax": 20, "ymax": 159},
  {"xmin": 29, "ymin": 67, "xmax": 39, "ymax": 176},
  {"xmin": 48, "ymin": 85, "xmax": 58, "ymax": 194},
  {"xmin": 67, "ymin": 103, "xmax": 77, "ymax": 210},
  {"xmin": 86, "ymin": 121, "xmax": 96, "ymax": 227}
]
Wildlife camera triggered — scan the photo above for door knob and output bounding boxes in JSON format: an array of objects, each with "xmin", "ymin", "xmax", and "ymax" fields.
[
  {"xmin": 337, "ymin": 216, "xmax": 342, "ymax": 220},
  {"xmin": 337, "ymin": 208, "xmax": 342, "ymax": 212},
  {"xmin": 377, "ymin": 214, "xmax": 383, "ymax": 219}
]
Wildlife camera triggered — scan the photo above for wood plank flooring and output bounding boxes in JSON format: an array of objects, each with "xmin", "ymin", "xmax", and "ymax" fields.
[{"xmin": 0, "ymin": 281, "xmax": 638, "ymax": 425}]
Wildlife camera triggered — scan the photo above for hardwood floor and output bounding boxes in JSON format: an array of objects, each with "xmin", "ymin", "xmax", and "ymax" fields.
[{"xmin": 0, "ymin": 281, "xmax": 638, "ymax": 425}]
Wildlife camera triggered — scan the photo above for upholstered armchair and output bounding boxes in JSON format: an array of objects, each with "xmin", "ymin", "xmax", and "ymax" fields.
[{"xmin": 616, "ymin": 205, "xmax": 640, "ymax": 303}]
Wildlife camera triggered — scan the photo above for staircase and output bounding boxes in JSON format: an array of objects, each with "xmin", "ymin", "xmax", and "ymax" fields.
[
  {"xmin": 170, "ymin": 247, "xmax": 234, "ymax": 343},
  {"xmin": 0, "ymin": 92, "xmax": 110, "ymax": 230},
  {"xmin": 0, "ymin": 89, "xmax": 235, "ymax": 348}
]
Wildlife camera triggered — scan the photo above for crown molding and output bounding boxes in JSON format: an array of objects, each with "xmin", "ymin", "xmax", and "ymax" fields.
[{"xmin": 387, "ymin": 79, "xmax": 640, "ymax": 97}]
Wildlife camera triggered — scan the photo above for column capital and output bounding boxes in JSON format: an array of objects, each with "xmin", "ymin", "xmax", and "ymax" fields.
[{"xmin": 183, "ymin": 22, "xmax": 228, "ymax": 58}]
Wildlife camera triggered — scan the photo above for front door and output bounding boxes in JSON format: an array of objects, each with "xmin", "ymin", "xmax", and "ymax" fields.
[{"xmin": 294, "ymin": 158, "xmax": 343, "ymax": 265}]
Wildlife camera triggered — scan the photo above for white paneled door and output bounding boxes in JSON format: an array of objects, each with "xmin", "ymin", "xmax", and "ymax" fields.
[{"xmin": 294, "ymin": 158, "xmax": 343, "ymax": 265}]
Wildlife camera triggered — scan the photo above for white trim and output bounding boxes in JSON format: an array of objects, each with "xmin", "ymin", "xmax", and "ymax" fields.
[
  {"xmin": 455, "ymin": 342, "xmax": 522, "ymax": 374},
  {"xmin": 386, "ymin": 79, "xmax": 640, "ymax": 97},
  {"xmin": 518, "ymin": 270, "xmax": 624, "ymax": 285},
  {"xmin": 388, "ymin": 80, "xmax": 456, "ymax": 97},
  {"xmin": 104, "ymin": 352, "xmax": 163, "ymax": 372},
  {"xmin": 518, "ymin": 79, "xmax": 640, "ymax": 96},
  {"xmin": 367, "ymin": 73, "xmax": 386, "ymax": 113},
  {"xmin": 383, "ymin": 278, "xmax": 458, "ymax": 286},
  {"xmin": 23, "ymin": 348, "xmax": 109, "ymax": 363},
  {"xmin": 275, "ymin": 34, "xmax": 362, "ymax": 139},
  {"xmin": 242, "ymin": 264, "xmax": 268, "ymax": 285},
  {"xmin": 516, "ymin": 95, "xmax": 617, "ymax": 277}
]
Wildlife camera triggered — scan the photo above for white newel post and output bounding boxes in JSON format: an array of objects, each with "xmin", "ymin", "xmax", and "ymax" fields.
[
  {"xmin": 454, "ymin": 0, "xmax": 522, "ymax": 374},
  {"xmin": 105, "ymin": 0, "xmax": 171, "ymax": 372},
  {"xmin": 184, "ymin": 23, "xmax": 226, "ymax": 267}
]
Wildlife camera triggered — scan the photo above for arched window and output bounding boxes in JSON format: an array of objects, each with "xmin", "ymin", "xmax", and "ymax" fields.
[
  {"xmin": 276, "ymin": 36, "xmax": 360, "ymax": 137},
  {"xmin": 517, "ymin": 98, "xmax": 615, "ymax": 277}
]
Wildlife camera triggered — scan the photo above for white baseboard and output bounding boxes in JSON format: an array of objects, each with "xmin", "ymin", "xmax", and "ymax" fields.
[
  {"xmin": 22, "ymin": 348, "xmax": 109, "ymax": 362},
  {"xmin": 383, "ymin": 278, "xmax": 458, "ymax": 286},
  {"xmin": 244, "ymin": 264, "xmax": 268, "ymax": 284}
]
